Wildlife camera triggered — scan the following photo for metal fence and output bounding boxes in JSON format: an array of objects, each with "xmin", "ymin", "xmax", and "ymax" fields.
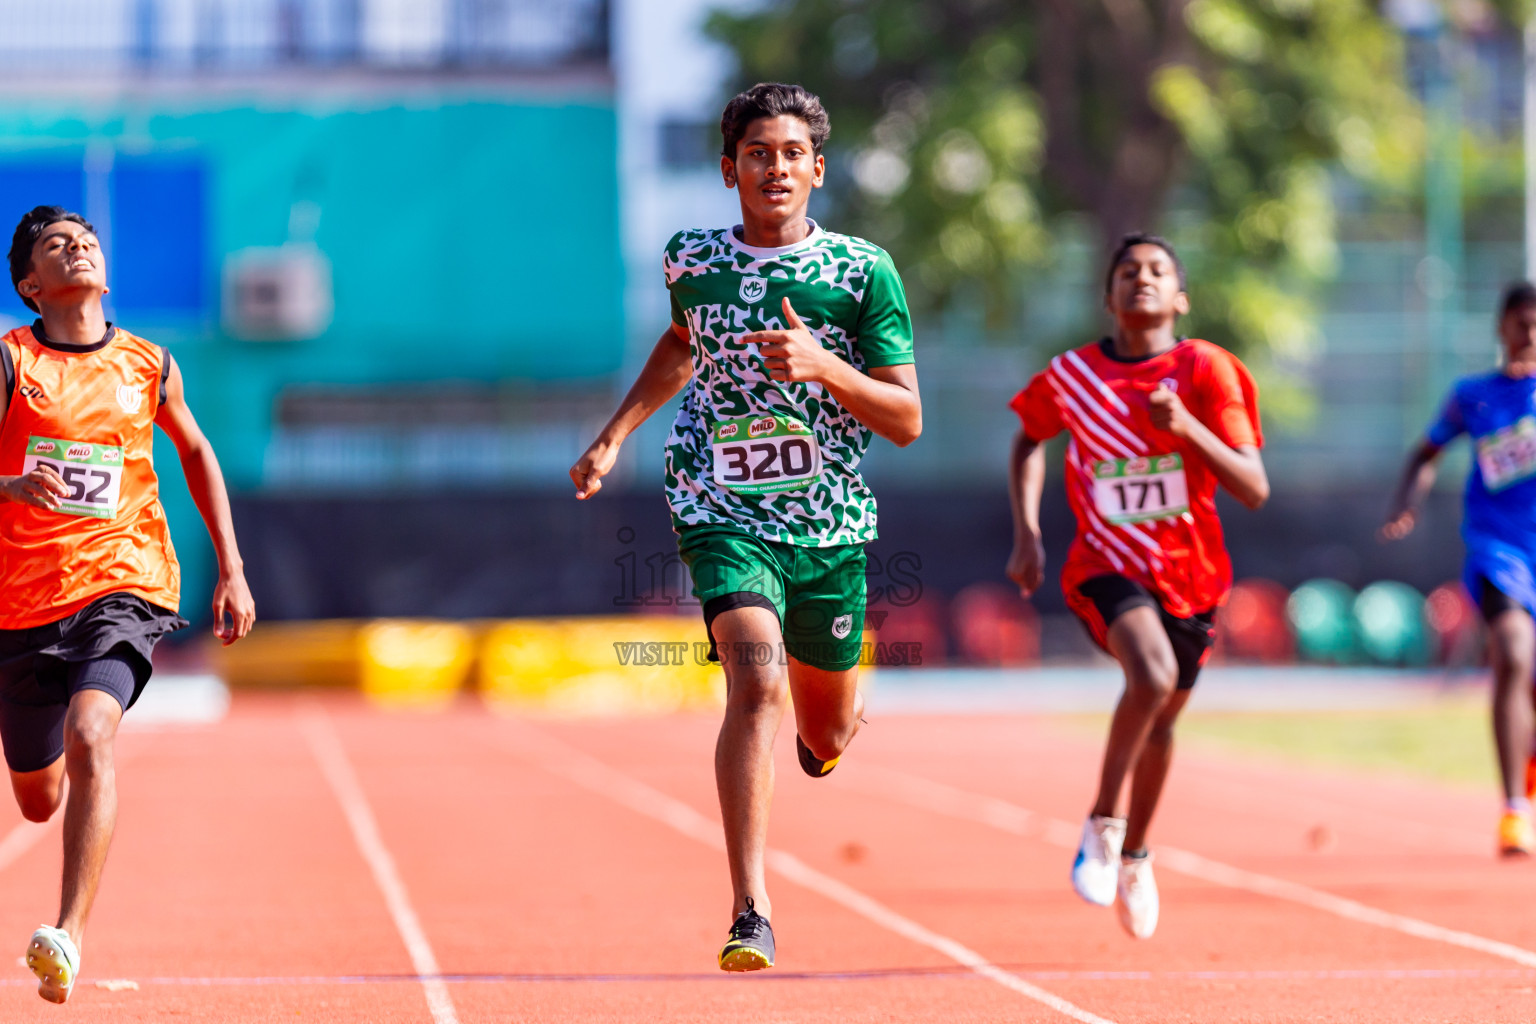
[{"xmin": 0, "ymin": 0, "xmax": 608, "ymax": 72}]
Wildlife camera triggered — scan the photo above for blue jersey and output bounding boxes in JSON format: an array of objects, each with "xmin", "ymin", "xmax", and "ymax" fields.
[{"xmin": 1427, "ymin": 371, "xmax": 1536, "ymax": 612}]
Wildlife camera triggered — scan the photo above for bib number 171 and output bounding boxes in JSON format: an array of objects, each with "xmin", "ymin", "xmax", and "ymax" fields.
[{"xmin": 1091, "ymin": 454, "xmax": 1189, "ymax": 525}]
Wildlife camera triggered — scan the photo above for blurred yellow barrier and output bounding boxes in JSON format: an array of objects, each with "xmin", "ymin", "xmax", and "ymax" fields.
[
  {"xmin": 358, "ymin": 620, "xmax": 476, "ymax": 710},
  {"xmin": 212, "ymin": 620, "xmax": 363, "ymax": 689},
  {"xmin": 215, "ymin": 616, "xmax": 874, "ymax": 716},
  {"xmin": 479, "ymin": 617, "xmax": 725, "ymax": 714}
]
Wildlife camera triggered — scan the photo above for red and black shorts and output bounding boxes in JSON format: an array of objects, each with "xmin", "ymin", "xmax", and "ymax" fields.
[{"xmin": 1071, "ymin": 574, "xmax": 1216, "ymax": 691}]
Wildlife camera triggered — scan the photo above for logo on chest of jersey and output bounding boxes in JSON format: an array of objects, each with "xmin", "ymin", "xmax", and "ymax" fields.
[
  {"xmin": 17, "ymin": 385, "xmax": 43, "ymax": 399},
  {"xmin": 116, "ymin": 384, "xmax": 143, "ymax": 415},
  {"xmin": 739, "ymin": 277, "xmax": 767, "ymax": 304}
]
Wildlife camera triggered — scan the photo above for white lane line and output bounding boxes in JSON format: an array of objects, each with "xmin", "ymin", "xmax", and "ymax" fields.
[
  {"xmin": 501, "ymin": 722, "xmax": 1117, "ymax": 1024},
  {"xmin": 299, "ymin": 707, "xmax": 460, "ymax": 1024},
  {"xmin": 0, "ymin": 964, "xmax": 1521, "ymax": 986},
  {"xmin": 850, "ymin": 763, "xmax": 1536, "ymax": 970}
]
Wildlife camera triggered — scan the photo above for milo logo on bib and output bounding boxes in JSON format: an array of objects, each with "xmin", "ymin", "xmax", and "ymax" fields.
[
  {"xmin": 22, "ymin": 435, "xmax": 125, "ymax": 519},
  {"xmin": 712, "ymin": 414, "xmax": 823, "ymax": 495},
  {"xmin": 1091, "ymin": 453, "xmax": 1190, "ymax": 525}
]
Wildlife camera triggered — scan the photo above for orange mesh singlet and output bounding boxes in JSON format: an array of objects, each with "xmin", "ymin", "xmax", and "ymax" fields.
[{"xmin": 0, "ymin": 322, "xmax": 180, "ymax": 628}]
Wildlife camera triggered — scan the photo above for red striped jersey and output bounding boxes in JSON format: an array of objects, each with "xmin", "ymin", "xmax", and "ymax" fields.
[{"xmin": 1009, "ymin": 338, "xmax": 1262, "ymax": 621}]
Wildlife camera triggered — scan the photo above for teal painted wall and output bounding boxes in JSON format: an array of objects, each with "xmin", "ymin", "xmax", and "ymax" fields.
[{"xmin": 0, "ymin": 92, "xmax": 621, "ymax": 623}]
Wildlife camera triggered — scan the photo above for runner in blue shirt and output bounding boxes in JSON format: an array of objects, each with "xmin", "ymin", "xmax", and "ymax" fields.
[{"xmin": 1383, "ymin": 281, "xmax": 1536, "ymax": 856}]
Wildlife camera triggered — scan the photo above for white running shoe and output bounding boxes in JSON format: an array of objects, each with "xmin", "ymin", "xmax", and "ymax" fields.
[
  {"xmin": 26, "ymin": 925, "xmax": 79, "ymax": 1004},
  {"xmin": 1070, "ymin": 814, "xmax": 1125, "ymax": 907},
  {"xmin": 1117, "ymin": 853, "xmax": 1160, "ymax": 939}
]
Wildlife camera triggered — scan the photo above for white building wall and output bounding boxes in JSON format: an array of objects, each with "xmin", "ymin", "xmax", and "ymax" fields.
[
  {"xmin": 614, "ymin": 0, "xmax": 751, "ymax": 353},
  {"xmin": 611, "ymin": 0, "xmax": 754, "ymax": 481}
]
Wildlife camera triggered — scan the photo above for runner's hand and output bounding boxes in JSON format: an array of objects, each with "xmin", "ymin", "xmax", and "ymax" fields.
[
  {"xmin": 745, "ymin": 298, "xmax": 833, "ymax": 384},
  {"xmin": 212, "ymin": 570, "xmax": 255, "ymax": 646},
  {"xmin": 1379, "ymin": 509, "xmax": 1416, "ymax": 542},
  {"xmin": 1148, "ymin": 384, "xmax": 1192, "ymax": 438},
  {"xmin": 571, "ymin": 436, "xmax": 620, "ymax": 499},
  {"xmin": 0, "ymin": 464, "xmax": 68, "ymax": 511},
  {"xmin": 1006, "ymin": 532, "xmax": 1046, "ymax": 597}
]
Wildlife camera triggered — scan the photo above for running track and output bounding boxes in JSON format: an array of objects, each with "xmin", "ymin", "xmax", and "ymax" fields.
[{"xmin": 0, "ymin": 693, "xmax": 1529, "ymax": 1022}]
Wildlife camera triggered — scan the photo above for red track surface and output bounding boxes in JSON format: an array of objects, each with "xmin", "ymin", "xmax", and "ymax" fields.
[{"xmin": 0, "ymin": 693, "xmax": 1529, "ymax": 1022}]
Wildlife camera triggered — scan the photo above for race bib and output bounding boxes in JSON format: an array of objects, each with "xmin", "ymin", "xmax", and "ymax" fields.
[
  {"xmin": 1477, "ymin": 417, "xmax": 1536, "ymax": 492},
  {"xmin": 1092, "ymin": 454, "xmax": 1189, "ymax": 524},
  {"xmin": 711, "ymin": 415, "xmax": 822, "ymax": 495},
  {"xmin": 22, "ymin": 436, "xmax": 124, "ymax": 519}
]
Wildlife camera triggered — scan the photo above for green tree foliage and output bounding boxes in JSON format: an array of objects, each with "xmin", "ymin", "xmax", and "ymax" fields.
[{"xmin": 707, "ymin": 0, "xmax": 1425, "ymax": 386}]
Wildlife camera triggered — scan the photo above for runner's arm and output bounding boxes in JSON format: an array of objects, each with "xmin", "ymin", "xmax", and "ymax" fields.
[
  {"xmin": 819, "ymin": 361, "xmax": 920, "ymax": 447},
  {"xmin": 749, "ymin": 297, "xmax": 921, "ymax": 447},
  {"xmin": 154, "ymin": 355, "xmax": 255, "ymax": 645},
  {"xmin": 1149, "ymin": 385, "xmax": 1269, "ymax": 509},
  {"xmin": 570, "ymin": 322, "xmax": 692, "ymax": 499},
  {"xmin": 1380, "ymin": 438, "xmax": 1442, "ymax": 541},
  {"xmin": 0, "ymin": 359, "xmax": 70, "ymax": 509},
  {"xmin": 1005, "ymin": 430, "xmax": 1048, "ymax": 597}
]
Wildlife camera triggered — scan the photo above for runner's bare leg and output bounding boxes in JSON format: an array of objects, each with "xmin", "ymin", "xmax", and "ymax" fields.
[
  {"xmin": 787, "ymin": 657, "xmax": 862, "ymax": 764},
  {"xmin": 9, "ymin": 760, "xmax": 67, "ymax": 824},
  {"xmin": 1124, "ymin": 688, "xmax": 1193, "ymax": 852},
  {"xmin": 1488, "ymin": 609, "xmax": 1536, "ymax": 803},
  {"xmin": 713, "ymin": 606, "xmax": 789, "ymax": 920},
  {"xmin": 56, "ymin": 689, "xmax": 123, "ymax": 950},
  {"xmin": 1091, "ymin": 607, "xmax": 1179, "ymax": 820}
]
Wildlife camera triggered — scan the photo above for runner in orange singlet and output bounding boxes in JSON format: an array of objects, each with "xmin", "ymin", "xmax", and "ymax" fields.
[
  {"xmin": 1007, "ymin": 235, "xmax": 1268, "ymax": 940},
  {"xmin": 0, "ymin": 206, "xmax": 254, "ymax": 1003}
]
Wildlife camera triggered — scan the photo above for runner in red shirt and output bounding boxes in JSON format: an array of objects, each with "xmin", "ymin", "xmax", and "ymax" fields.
[{"xmin": 1006, "ymin": 234, "xmax": 1268, "ymax": 939}]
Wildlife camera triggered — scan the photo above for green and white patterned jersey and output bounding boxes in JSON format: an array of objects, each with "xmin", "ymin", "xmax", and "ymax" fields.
[{"xmin": 663, "ymin": 221, "xmax": 915, "ymax": 547}]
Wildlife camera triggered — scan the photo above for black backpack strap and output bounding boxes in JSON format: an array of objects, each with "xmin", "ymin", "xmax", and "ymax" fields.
[{"xmin": 158, "ymin": 346, "xmax": 171, "ymax": 408}]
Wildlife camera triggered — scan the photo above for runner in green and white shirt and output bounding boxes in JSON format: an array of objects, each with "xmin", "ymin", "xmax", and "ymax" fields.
[{"xmin": 572, "ymin": 82, "xmax": 920, "ymax": 972}]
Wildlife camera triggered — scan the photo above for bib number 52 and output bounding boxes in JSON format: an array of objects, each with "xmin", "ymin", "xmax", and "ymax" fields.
[{"xmin": 34, "ymin": 459, "xmax": 113, "ymax": 505}]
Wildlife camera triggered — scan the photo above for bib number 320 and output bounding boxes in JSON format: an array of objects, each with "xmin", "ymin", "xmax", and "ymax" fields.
[
  {"xmin": 22, "ymin": 436, "xmax": 124, "ymax": 519},
  {"xmin": 1092, "ymin": 454, "xmax": 1189, "ymax": 525},
  {"xmin": 712, "ymin": 415, "xmax": 822, "ymax": 495}
]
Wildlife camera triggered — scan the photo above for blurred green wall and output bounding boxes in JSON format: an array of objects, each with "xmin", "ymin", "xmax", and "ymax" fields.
[{"xmin": 0, "ymin": 91, "xmax": 621, "ymax": 623}]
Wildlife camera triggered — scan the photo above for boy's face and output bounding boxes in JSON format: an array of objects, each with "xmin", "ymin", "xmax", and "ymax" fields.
[
  {"xmin": 1105, "ymin": 244, "xmax": 1188, "ymax": 326},
  {"xmin": 722, "ymin": 114, "xmax": 824, "ymax": 226},
  {"xmin": 19, "ymin": 220, "xmax": 106, "ymax": 307},
  {"xmin": 1500, "ymin": 304, "xmax": 1536, "ymax": 360}
]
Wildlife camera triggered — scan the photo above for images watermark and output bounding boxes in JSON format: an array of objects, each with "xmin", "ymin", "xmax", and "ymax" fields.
[{"xmin": 613, "ymin": 639, "xmax": 923, "ymax": 667}]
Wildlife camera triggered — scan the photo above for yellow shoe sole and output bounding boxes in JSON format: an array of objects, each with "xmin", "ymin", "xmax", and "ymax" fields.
[
  {"xmin": 718, "ymin": 945, "xmax": 773, "ymax": 972},
  {"xmin": 1498, "ymin": 812, "xmax": 1534, "ymax": 857}
]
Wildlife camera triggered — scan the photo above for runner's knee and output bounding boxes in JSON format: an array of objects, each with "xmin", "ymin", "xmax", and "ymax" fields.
[
  {"xmin": 723, "ymin": 668, "xmax": 788, "ymax": 715},
  {"xmin": 62, "ymin": 712, "xmax": 117, "ymax": 768},
  {"xmin": 16, "ymin": 786, "xmax": 61, "ymax": 823},
  {"xmin": 1123, "ymin": 647, "xmax": 1179, "ymax": 702},
  {"xmin": 11, "ymin": 770, "xmax": 64, "ymax": 823},
  {"xmin": 1490, "ymin": 628, "xmax": 1536, "ymax": 688},
  {"xmin": 799, "ymin": 717, "xmax": 854, "ymax": 761}
]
